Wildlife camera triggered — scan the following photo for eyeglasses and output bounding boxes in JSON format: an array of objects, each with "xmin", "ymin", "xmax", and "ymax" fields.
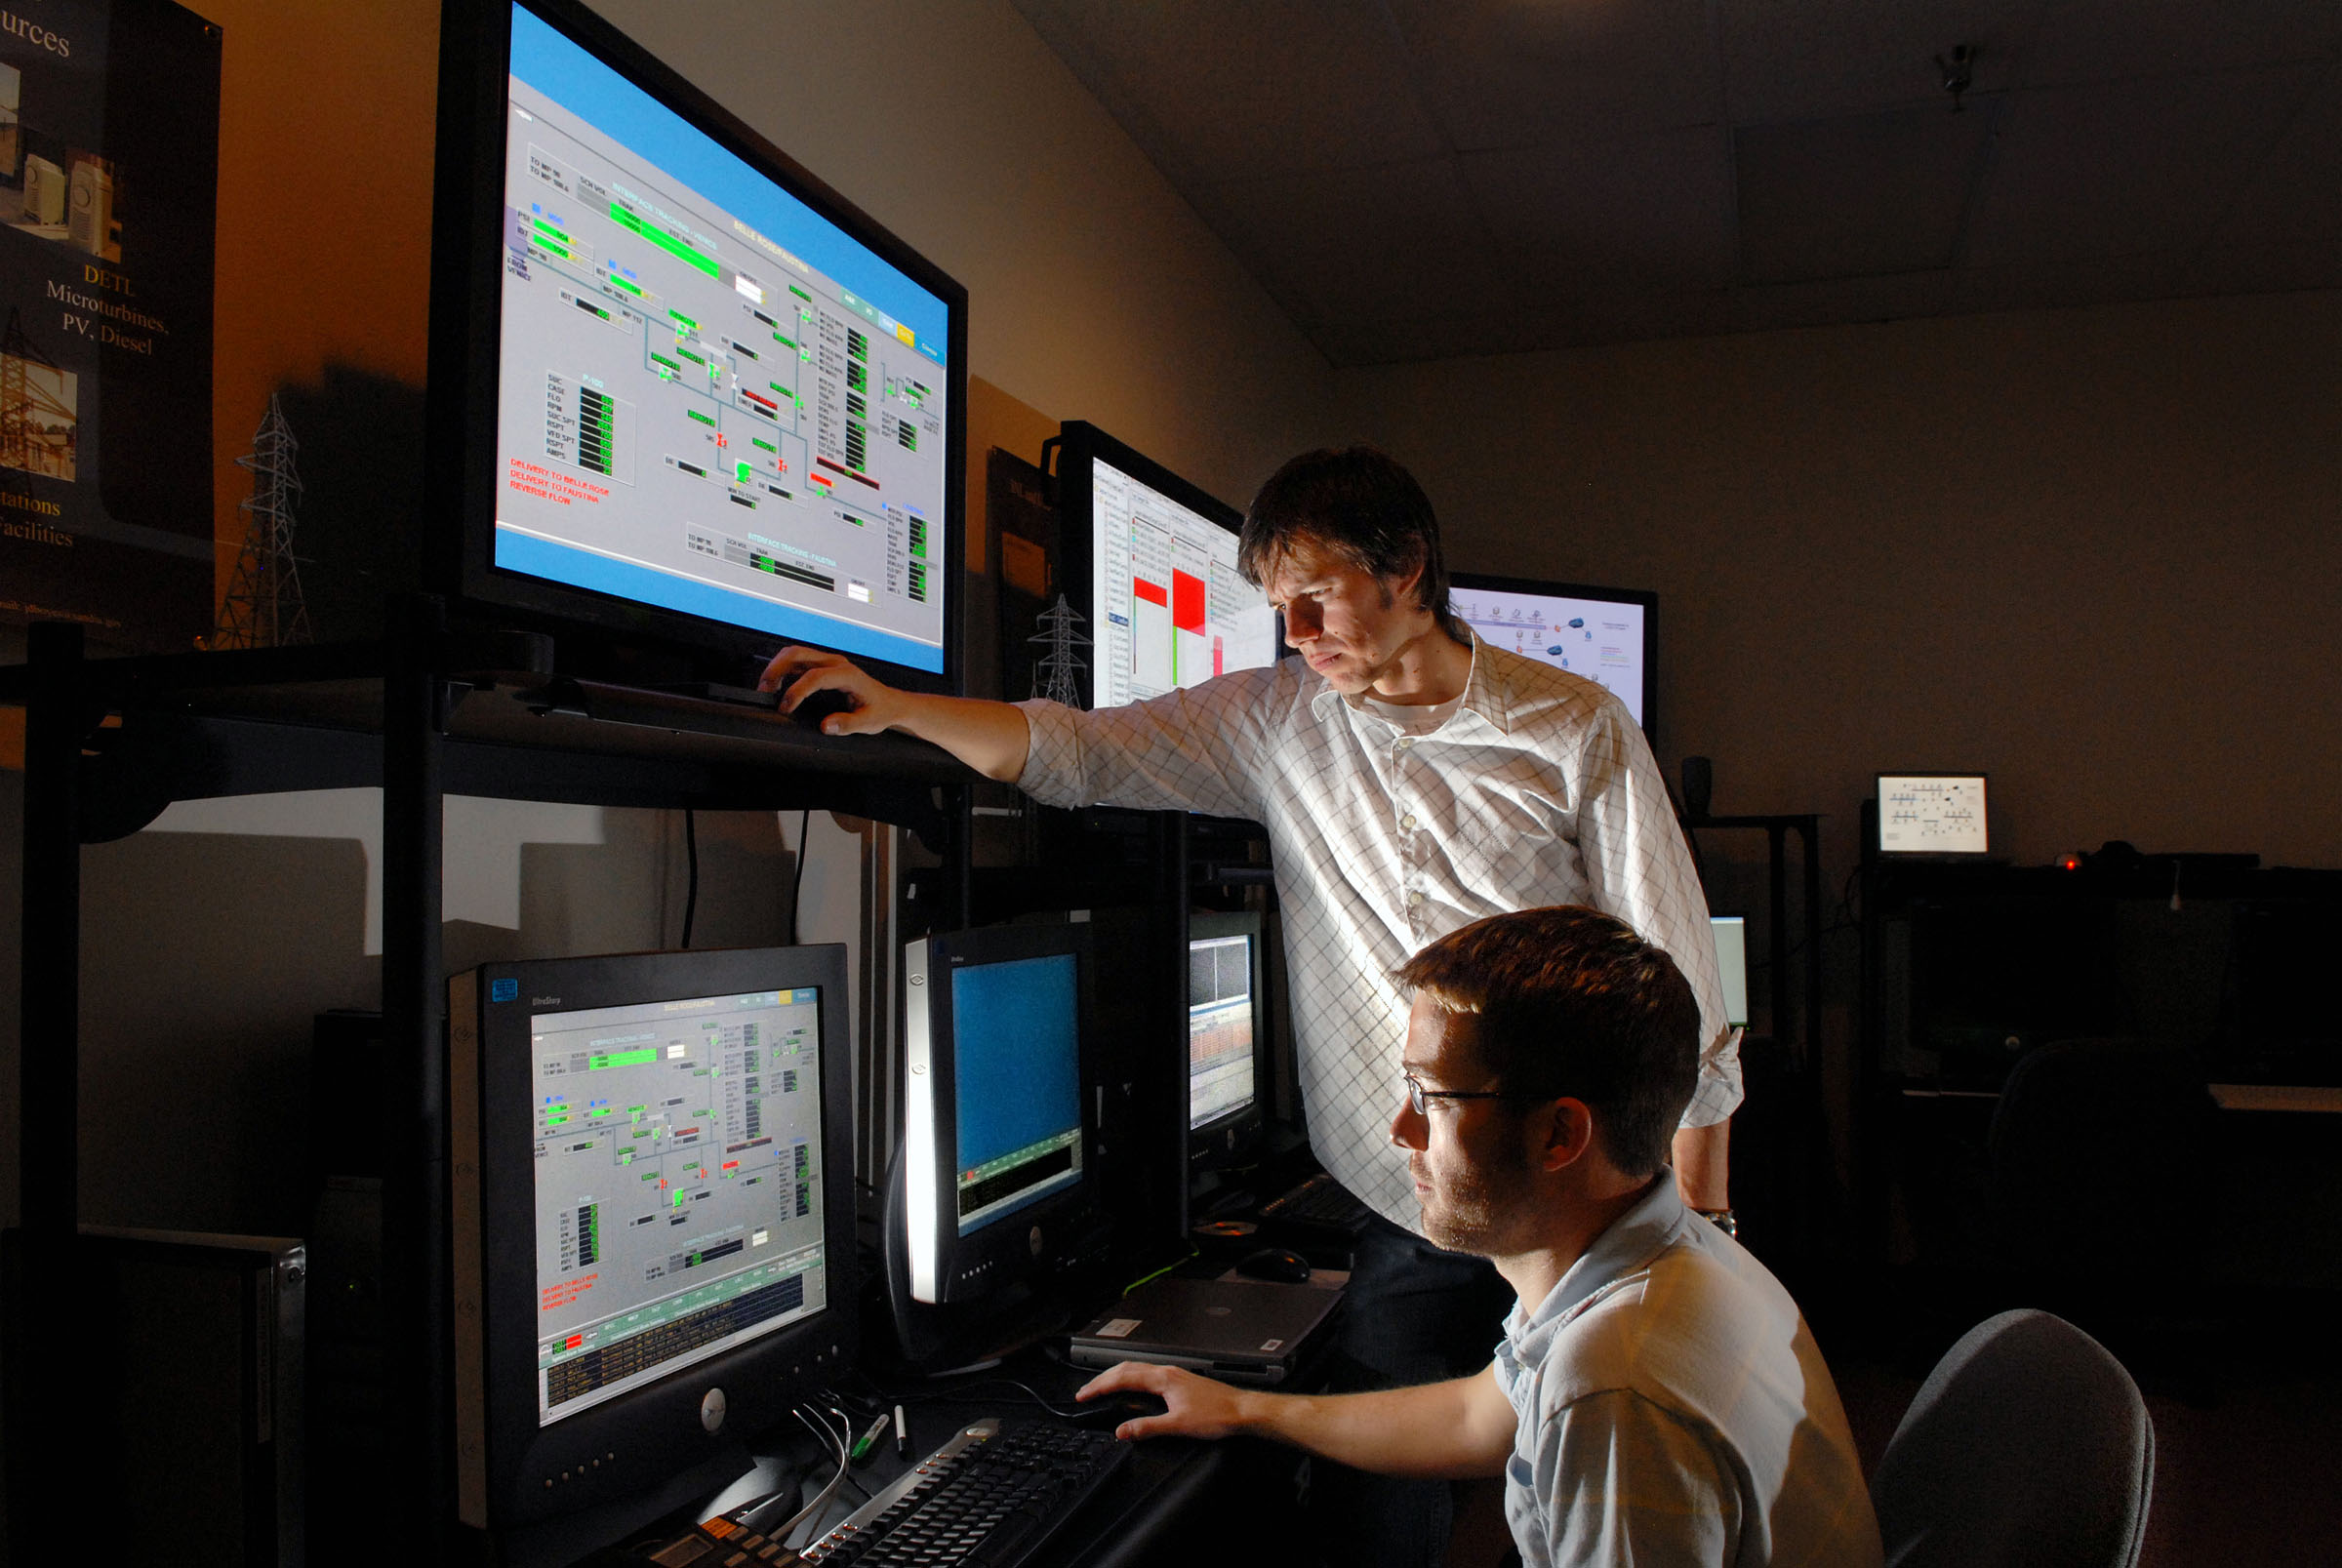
[{"xmin": 1402, "ymin": 1070, "xmax": 1515, "ymax": 1116}]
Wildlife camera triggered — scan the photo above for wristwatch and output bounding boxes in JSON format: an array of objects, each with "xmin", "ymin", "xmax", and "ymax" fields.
[{"xmin": 1697, "ymin": 1207, "xmax": 1738, "ymax": 1239}]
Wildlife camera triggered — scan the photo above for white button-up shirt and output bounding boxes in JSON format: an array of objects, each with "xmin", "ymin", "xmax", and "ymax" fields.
[{"xmin": 1016, "ymin": 633, "xmax": 1737, "ymax": 1229}]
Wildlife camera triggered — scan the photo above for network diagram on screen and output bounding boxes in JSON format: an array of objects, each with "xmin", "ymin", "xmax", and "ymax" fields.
[
  {"xmin": 1448, "ymin": 583, "xmax": 1647, "ymax": 726},
  {"xmin": 1089, "ymin": 459, "xmax": 1276, "ymax": 709},
  {"xmin": 1878, "ymin": 775, "xmax": 1989, "ymax": 854},
  {"xmin": 493, "ymin": 10, "xmax": 949, "ymax": 671},
  {"xmin": 528, "ymin": 987, "xmax": 828, "ymax": 1427}
]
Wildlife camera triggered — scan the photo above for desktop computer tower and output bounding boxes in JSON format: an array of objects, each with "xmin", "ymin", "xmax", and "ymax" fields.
[{"xmin": 67, "ymin": 1226, "xmax": 306, "ymax": 1566}]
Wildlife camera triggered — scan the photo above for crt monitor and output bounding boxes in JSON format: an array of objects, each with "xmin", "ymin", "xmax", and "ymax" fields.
[
  {"xmin": 1188, "ymin": 910, "xmax": 1270, "ymax": 1171},
  {"xmin": 1447, "ymin": 571, "xmax": 1658, "ymax": 736},
  {"xmin": 1055, "ymin": 421, "xmax": 1279, "ymax": 710},
  {"xmin": 899, "ymin": 923, "xmax": 1099, "ymax": 1306},
  {"xmin": 450, "ymin": 945, "xmax": 856, "ymax": 1536},
  {"xmin": 427, "ymin": 0, "xmax": 966, "ymax": 691}
]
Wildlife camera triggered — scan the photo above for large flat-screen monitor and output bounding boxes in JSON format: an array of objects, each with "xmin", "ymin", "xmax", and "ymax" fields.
[
  {"xmin": 450, "ymin": 945, "xmax": 855, "ymax": 1536},
  {"xmin": 1188, "ymin": 911, "xmax": 1270, "ymax": 1172},
  {"xmin": 1055, "ymin": 422, "xmax": 1278, "ymax": 710},
  {"xmin": 898, "ymin": 924, "xmax": 1100, "ymax": 1306},
  {"xmin": 1448, "ymin": 571, "xmax": 1657, "ymax": 736},
  {"xmin": 428, "ymin": 0, "xmax": 966, "ymax": 690}
]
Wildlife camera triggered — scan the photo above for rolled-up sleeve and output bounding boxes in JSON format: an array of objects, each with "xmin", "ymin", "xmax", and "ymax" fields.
[
  {"xmin": 1572, "ymin": 703, "xmax": 1741, "ymax": 1126},
  {"xmin": 1014, "ymin": 671, "xmax": 1277, "ymax": 822}
]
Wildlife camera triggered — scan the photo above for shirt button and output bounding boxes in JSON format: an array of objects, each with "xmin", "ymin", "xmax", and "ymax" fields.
[
  {"xmin": 1401, "ymin": 814, "xmax": 1418, "ymax": 831},
  {"xmin": 1395, "ymin": 737, "xmax": 1415, "ymax": 750},
  {"xmin": 1406, "ymin": 890, "xmax": 1426, "ymax": 908}
]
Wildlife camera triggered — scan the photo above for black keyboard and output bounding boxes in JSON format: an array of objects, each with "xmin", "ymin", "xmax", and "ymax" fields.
[
  {"xmin": 1259, "ymin": 1173, "xmax": 1372, "ymax": 1235},
  {"xmin": 801, "ymin": 1419, "xmax": 1129, "ymax": 1568}
]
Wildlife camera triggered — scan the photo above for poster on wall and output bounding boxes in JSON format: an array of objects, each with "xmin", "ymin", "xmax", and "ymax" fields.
[{"xmin": 0, "ymin": 0, "xmax": 219, "ymax": 656}]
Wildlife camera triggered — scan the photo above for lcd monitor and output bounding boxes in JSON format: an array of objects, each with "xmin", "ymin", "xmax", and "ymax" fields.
[
  {"xmin": 449, "ymin": 945, "xmax": 856, "ymax": 1538},
  {"xmin": 1877, "ymin": 774, "xmax": 1990, "ymax": 856},
  {"xmin": 898, "ymin": 923, "xmax": 1100, "ymax": 1306},
  {"xmin": 428, "ymin": 0, "xmax": 966, "ymax": 690},
  {"xmin": 1710, "ymin": 914, "xmax": 1750, "ymax": 1032},
  {"xmin": 1188, "ymin": 911, "xmax": 1270, "ymax": 1171},
  {"xmin": 1447, "ymin": 571, "xmax": 1658, "ymax": 736},
  {"xmin": 1055, "ymin": 422, "xmax": 1278, "ymax": 710}
]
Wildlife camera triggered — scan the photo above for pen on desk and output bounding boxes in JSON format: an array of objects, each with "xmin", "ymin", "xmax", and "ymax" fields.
[
  {"xmin": 849, "ymin": 1410, "xmax": 892, "ymax": 1466},
  {"xmin": 894, "ymin": 1403, "xmax": 910, "ymax": 1460}
]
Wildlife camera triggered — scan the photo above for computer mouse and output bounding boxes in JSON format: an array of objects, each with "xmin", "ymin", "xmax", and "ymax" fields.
[
  {"xmin": 1080, "ymin": 1391, "xmax": 1171, "ymax": 1423},
  {"xmin": 787, "ymin": 687, "xmax": 861, "ymax": 731},
  {"xmin": 1234, "ymin": 1246, "xmax": 1312, "ymax": 1283}
]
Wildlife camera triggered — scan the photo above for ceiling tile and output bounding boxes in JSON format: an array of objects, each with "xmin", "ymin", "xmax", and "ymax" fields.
[
  {"xmin": 1963, "ymin": 66, "xmax": 2321, "ymax": 266},
  {"xmin": 2216, "ymin": 66, "xmax": 2342, "ymax": 248},
  {"xmin": 1736, "ymin": 101, "xmax": 1999, "ymax": 282},
  {"xmin": 1732, "ymin": 269, "xmax": 1958, "ymax": 334},
  {"xmin": 1385, "ymin": 0, "xmax": 1721, "ymax": 149},
  {"xmin": 1009, "ymin": 0, "xmax": 1446, "ymax": 182},
  {"xmin": 1204, "ymin": 158, "xmax": 1520, "ymax": 329},
  {"xmin": 2023, "ymin": 0, "xmax": 2342, "ymax": 87},
  {"xmin": 1718, "ymin": 0, "xmax": 2045, "ymax": 124},
  {"xmin": 1457, "ymin": 126, "xmax": 1734, "ymax": 295}
]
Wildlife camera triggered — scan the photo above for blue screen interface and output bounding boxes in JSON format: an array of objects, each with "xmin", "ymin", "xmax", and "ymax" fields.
[{"xmin": 949, "ymin": 953, "xmax": 1081, "ymax": 1233}]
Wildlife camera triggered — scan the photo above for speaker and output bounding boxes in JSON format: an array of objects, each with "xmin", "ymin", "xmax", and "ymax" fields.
[{"xmin": 1682, "ymin": 755, "xmax": 1714, "ymax": 819}]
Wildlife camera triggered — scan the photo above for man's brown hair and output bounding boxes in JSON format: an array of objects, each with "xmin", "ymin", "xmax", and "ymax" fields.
[{"xmin": 1397, "ymin": 905, "xmax": 1699, "ymax": 1177}]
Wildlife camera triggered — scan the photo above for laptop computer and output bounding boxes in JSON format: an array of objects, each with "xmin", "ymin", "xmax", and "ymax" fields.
[{"xmin": 1069, "ymin": 1275, "xmax": 1344, "ymax": 1386}]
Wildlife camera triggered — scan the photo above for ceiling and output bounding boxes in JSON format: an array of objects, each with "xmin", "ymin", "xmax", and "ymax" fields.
[{"xmin": 1008, "ymin": 0, "xmax": 2342, "ymax": 367}]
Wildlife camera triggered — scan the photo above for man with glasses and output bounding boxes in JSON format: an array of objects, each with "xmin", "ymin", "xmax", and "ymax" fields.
[
  {"xmin": 765, "ymin": 446, "xmax": 1734, "ymax": 1564},
  {"xmin": 1077, "ymin": 906, "xmax": 1878, "ymax": 1568}
]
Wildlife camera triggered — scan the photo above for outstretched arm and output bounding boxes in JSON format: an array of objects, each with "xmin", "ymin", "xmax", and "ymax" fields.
[
  {"xmin": 1075, "ymin": 1360, "xmax": 1515, "ymax": 1480},
  {"xmin": 758, "ymin": 646, "xmax": 1030, "ymax": 781}
]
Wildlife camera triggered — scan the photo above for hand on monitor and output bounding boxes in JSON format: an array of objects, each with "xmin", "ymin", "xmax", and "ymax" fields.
[
  {"xmin": 1075, "ymin": 1361, "xmax": 1247, "ymax": 1443},
  {"xmin": 758, "ymin": 646, "xmax": 898, "ymax": 736}
]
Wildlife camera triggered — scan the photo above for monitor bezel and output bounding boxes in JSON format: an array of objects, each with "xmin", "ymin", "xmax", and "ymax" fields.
[
  {"xmin": 452, "ymin": 944, "xmax": 858, "ymax": 1533},
  {"xmin": 901, "ymin": 923, "xmax": 1101, "ymax": 1305},
  {"xmin": 426, "ymin": 0, "xmax": 968, "ymax": 693},
  {"xmin": 1446, "ymin": 570, "xmax": 1660, "ymax": 741},
  {"xmin": 1874, "ymin": 771, "xmax": 1993, "ymax": 857},
  {"xmin": 1186, "ymin": 910, "xmax": 1269, "ymax": 1171},
  {"xmin": 1053, "ymin": 420, "xmax": 1266, "ymax": 711}
]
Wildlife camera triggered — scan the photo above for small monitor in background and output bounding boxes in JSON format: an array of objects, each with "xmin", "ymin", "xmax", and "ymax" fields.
[
  {"xmin": 1710, "ymin": 915, "xmax": 1751, "ymax": 1031},
  {"xmin": 897, "ymin": 923, "xmax": 1099, "ymax": 1307},
  {"xmin": 1189, "ymin": 911, "xmax": 1269, "ymax": 1171},
  {"xmin": 1448, "ymin": 571, "xmax": 1658, "ymax": 736},
  {"xmin": 1878, "ymin": 774, "xmax": 1991, "ymax": 856}
]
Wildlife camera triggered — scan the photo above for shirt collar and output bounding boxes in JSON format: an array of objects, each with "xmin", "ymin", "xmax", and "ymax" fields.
[
  {"xmin": 1505, "ymin": 1176, "xmax": 1696, "ymax": 1363},
  {"xmin": 1309, "ymin": 627, "xmax": 1514, "ymax": 735}
]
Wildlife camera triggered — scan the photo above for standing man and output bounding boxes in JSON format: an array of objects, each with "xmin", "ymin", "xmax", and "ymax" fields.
[
  {"xmin": 1075, "ymin": 906, "xmax": 1878, "ymax": 1568},
  {"xmin": 763, "ymin": 446, "xmax": 1735, "ymax": 1563}
]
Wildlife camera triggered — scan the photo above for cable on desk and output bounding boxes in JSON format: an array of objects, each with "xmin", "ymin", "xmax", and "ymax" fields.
[{"xmin": 681, "ymin": 808, "xmax": 700, "ymax": 949}]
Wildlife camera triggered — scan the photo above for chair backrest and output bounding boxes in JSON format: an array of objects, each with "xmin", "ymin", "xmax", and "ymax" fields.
[{"xmin": 1873, "ymin": 1308, "xmax": 2154, "ymax": 1568}]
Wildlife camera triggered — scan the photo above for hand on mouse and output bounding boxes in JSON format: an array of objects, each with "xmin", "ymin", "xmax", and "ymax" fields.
[
  {"xmin": 1074, "ymin": 1361, "xmax": 1253, "ymax": 1443},
  {"xmin": 756, "ymin": 646, "xmax": 893, "ymax": 736}
]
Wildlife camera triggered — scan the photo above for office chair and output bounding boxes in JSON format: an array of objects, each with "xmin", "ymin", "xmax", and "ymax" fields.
[{"xmin": 1872, "ymin": 1308, "xmax": 2154, "ymax": 1568}]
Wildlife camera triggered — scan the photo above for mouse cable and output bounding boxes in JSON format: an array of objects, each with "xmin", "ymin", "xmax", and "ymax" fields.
[
  {"xmin": 731, "ymin": 1403, "xmax": 849, "ymax": 1537},
  {"xmin": 894, "ymin": 1376, "xmax": 1091, "ymax": 1423}
]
